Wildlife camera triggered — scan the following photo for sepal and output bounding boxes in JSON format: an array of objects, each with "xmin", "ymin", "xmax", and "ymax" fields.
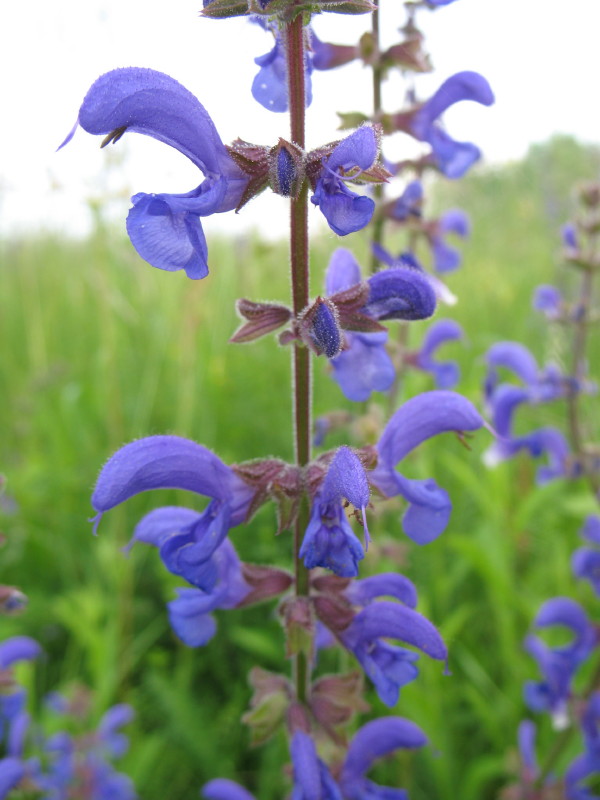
[
  {"xmin": 201, "ymin": 0, "xmax": 250, "ymax": 18},
  {"xmin": 280, "ymin": 596, "xmax": 315, "ymax": 660},
  {"xmin": 237, "ymin": 563, "xmax": 293, "ymax": 607},
  {"xmin": 241, "ymin": 667, "xmax": 291, "ymax": 747},
  {"xmin": 230, "ymin": 299, "xmax": 292, "ymax": 344},
  {"xmin": 311, "ymin": 671, "xmax": 369, "ymax": 734}
]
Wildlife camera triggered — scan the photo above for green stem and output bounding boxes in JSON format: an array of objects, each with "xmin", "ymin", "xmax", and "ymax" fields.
[
  {"xmin": 369, "ymin": 6, "xmax": 384, "ymax": 274},
  {"xmin": 286, "ymin": 13, "xmax": 311, "ymax": 705},
  {"xmin": 566, "ymin": 266, "xmax": 600, "ymax": 496}
]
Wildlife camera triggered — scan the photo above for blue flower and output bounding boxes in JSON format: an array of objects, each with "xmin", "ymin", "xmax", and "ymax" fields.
[
  {"xmin": 251, "ymin": 20, "xmax": 313, "ymax": 112},
  {"xmin": 388, "ymin": 180, "xmax": 423, "ymax": 222},
  {"xmin": 524, "ymin": 598, "xmax": 597, "ymax": 725},
  {"xmin": 369, "ymin": 390, "xmax": 484, "ymax": 544},
  {"xmin": 311, "ymin": 127, "xmax": 378, "ymax": 235},
  {"xmin": 533, "ymin": 284, "xmax": 564, "ymax": 320},
  {"xmin": 339, "ymin": 717, "xmax": 427, "ymax": 798},
  {"xmin": 60, "ymin": 68, "xmax": 250, "ymax": 279},
  {"xmin": 565, "ymin": 693, "xmax": 600, "ymax": 799},
  {"xmin": 428, "ymin": 208, "xmax": 471, "ymax": 272},
  {"xmin": 408, "ymin": 71, "xmax": 494, "ymax": 178},
  {"xmin": 415, "ymin": 319, "xmax": 463, "ymax": 388},
  {"xmin": 340, "ymin": 600, "xmax": 446, "ymax": 706},
  {"xmin": 572, "ymin": 516, "xmax": 600, "ymax": 596},
  {"xmin": 92, "ymin": 435, "xmax": 254, "ymax": 586},
  {"xmin": 323, "ymin": 248, "xmax": 436, "ymax": 402},
  {"xmin": 300, "ymin": 447, "xmax": 370, "ymax": 577}
]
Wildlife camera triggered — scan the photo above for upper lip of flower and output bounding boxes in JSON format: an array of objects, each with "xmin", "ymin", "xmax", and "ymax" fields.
[{"xmin": 59, "ymin": 67, "xmax": 250, "ymax": 279}]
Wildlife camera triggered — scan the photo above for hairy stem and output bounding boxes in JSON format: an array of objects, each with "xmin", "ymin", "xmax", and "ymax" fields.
[{"xmin": 286, "ymin": 13, "xmax": 311, "ymax": 705}]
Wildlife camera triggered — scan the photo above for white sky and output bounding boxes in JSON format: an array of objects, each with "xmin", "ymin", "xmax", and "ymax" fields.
[{"xmin": 1, "ymin": 0, "xmax": 599, "ymax": 239}]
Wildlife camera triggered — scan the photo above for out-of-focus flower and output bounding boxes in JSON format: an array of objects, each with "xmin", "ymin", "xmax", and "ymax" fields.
[
  {"xmin": 413, "ymin": 319, "xmax": 463, "ymax": 388},
  {"xmin": 524, "ymin": 598, "xmax": 597, "ymax": 727}
]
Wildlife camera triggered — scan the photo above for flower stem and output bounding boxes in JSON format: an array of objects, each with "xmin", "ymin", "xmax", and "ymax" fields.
[
  {"xmin": 369, "ymin": 6, "xmax": 385, "ymax": 274},
  {"xmin": 566, "ymin": 265, "xmax": 600, "ymax": 497},
  {"xmin": 286, "ymin": 13, "xmax": 311, "ymax": 705}
]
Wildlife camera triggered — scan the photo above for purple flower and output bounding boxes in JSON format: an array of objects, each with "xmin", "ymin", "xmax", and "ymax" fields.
[
  {"xmin": 0, "ymin": 637, "xmax": 41, "ymax": 669},
  {"xmin": 0, "ymin": 759, "xmax": 24, "ymax": 799},
  {"xmin": 310, "ymin": 31, "xmax": 359, "ymax": 71},
  {"xmin": 300, "ymin": 447, "xmax": 370, "ymax": 577},
  {"xmin": 323, "ymin": 248, "xmax": 436, "ymax": 402},
  {"xmin": 202, "ymin": 779, "xmax": 257, "ymax": 800},
  {"xmin": 290, "ymin": 731, "xmax": 343, "ymax": 800},
  {"xmin": 251, "ymin": 21, "xmax": 313, "ymax": 112},
  {"xmin": 166, "ymin": 539, "xmax": 250, "ymax": 646},
  {"xmin": 339, "ymin": 717, "xmax": 427, "ymax": 798},
  {"xmin": 341, "ymin": 600, "xmax": 447, "ymax": 705},
  {"xmin": 572, "ymin": 516, "xmax": 600, "ymax": 596},
  {"xmin": 409, "ymin": 71, "xmax": 494, "ymax": 178},
  {"xmin": 429, "ymin": 208, "xmax": 471, "ymax": 272},
  {"xmin": 533, "ymin": 285, "xmax": 563, "ymax": 319},
  {"xmin": 60, "ymin": 68, "xmax": 250, "ymax": 279},
  {"xmin": 92, "ymin": 436, "xmax": 254, "ymax": 586},
  {"xmin": 565, "ymin": 693, "xmax": 600, "ymax": 799},
  {"xmin": 311, "ymin": 127, "xmax": 378, "ymax": 235},
  {"xmin": 415, "ymin": 318, "xmax": 463, "ymax": 388},
  {"xmin": 562, "ymin": 222, "xmax": 579, "ymax": 252},
  {"xmin": 372, "ymin": 244, "xmax": 457, "ymax": 306},
  {"xmin": 362, "ymin": 268, "xmax": 436, "ymax": 322},
  {"xmin": 524, "ymin": 598, "xmax": 597, "ymax": 725},
  {"xmin": 369, "ymin": 391, "xmax": 484, "ymax": 544},
  {"xmin": 389, "ymin": 180, "xmax": 423, "ymax": 222}
]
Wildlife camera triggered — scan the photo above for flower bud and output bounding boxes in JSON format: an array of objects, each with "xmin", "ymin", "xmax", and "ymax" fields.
[
  {"xmin": 299, "ymin": 297, "xmax": 343, "ymax": 357},
  {"xmin": 269, "ymin": 139, "xmax": 305, "ymax": 199},
  {"xmin": 201, "ymin": 0, "xmax": 249, "ymax": 18}
]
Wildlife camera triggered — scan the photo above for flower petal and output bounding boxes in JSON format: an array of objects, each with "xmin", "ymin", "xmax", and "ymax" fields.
[
  {"xmin": 202, "ymin": 778, "xmax": 256, "ymax": 800},
  {"xmin": 0, "ymin": 637, "xmax": 41, "ymax": 668},
  {"xmin": 74, "ymin": 67, "xmax": 229, "ymax": 175},
  {"xmin": 91, "ymin": 436, "xmax": 251, "ymax": 524},
  {"xmin": 363, "ymin": 267, "xmax": 436, "ymax": 321},
  {"xmin": 325, "ymin": 249, "xmax": 362, "ymax": 295},
  {"xmin": 342, "ymin": 717, "xmax": 427, "ymax": 781},
  {"xmin": 374, "ymin": 390, "xmax": 484, "ymax": 469},
  {"xmin": 330, "ymin": 332, "xmax": 395, "ymax": 402}
]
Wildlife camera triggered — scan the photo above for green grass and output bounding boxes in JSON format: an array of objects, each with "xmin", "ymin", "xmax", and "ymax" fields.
[{"xmin": 1, "ymin": 135, "xmax": 599, "ymax": 799}]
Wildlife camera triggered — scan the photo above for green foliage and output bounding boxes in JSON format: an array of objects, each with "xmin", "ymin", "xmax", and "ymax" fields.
[{"xmin": 1, "ymin": 135, "xmax": 599, "ymax": 799}]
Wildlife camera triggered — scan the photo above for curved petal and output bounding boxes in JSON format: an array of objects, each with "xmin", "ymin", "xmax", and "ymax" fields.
[
  {"xmin": 330, "ymin": 332, "xmax": 395, "ymax": 402},
  {"xmin": 325, "ymin": 249, "xmax": 362, "ymax": 295},
  {"xmin": 342, "ymin": 717, "xmax": 427, "ymax": 781},
  {"xmin": 374, "ymin": 390, "xmax": 484, "ymax": 469},
  {"xmin": 412, "ymin": 71, "xmax": 494, "ymax": 134},
  {"xmin": 344, "ymin": 601, "xmax": 447, "ymax": 662},
  {"xmin": 395, "ymin": 473, "xmax": 452, "ymax": 544},
  {"xmin": 346, "ymin": 573, "xmax": 418, "ymax": 609},
  {"xmin": 0, "ymin": 637, "xmax": 41, "ymax": 668},
  {"xmin": 431, "ymin": 235, "xmax": 461, "ymax": 273},
  {"xmin": 91, "ymin": 436, "xmax": 250, "ymax": 522},
  {"xmin": 419, "ymin": 320, "xmax": 463, "ymax": 361},
  {"xmin": 485, "ymin": 342, "xmax": 539, "ymax": 385},
  {"xmin": 75, "ymin": 68, "xmax": 228, "ymax": 175},
  {"xmin": 202, "ymin": 778, "xmax": 257, "ymax": 800},
  {"xmin": 363, "ymin": 267, "xmax": 436, "ymax": 321},
  {"xmin": 328, "ymin": 126, "xmax": 378, "ymax": 173},
  {"xmin": 126, "ymin": 506, "xmax": 202, "ymax": 551}
]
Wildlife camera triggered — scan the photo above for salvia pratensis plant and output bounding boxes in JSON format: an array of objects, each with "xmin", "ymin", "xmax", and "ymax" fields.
[{"xmin": 47, "ymin": 0, "xmax": 498, "ymax": 797}]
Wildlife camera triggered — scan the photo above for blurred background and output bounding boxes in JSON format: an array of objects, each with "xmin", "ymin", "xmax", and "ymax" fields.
[{"xmin": 2, "ymin": 1, "xmax": 600, "ymax": 798}]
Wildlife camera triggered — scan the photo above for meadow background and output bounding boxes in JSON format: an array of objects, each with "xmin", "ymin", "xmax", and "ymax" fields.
[{"xmin": 1, "ymin": 134, "xmax": 599, "ymax": 799}]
